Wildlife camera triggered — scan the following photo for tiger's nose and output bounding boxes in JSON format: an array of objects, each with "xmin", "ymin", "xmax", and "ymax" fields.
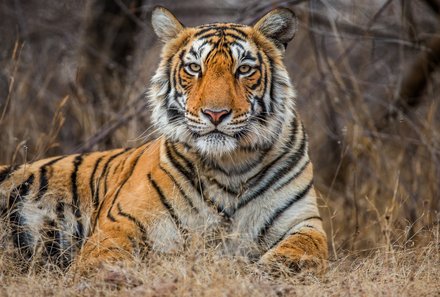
[{"xmin": 201, "ymin": 109, "xmax": 231, "ymax": 125}]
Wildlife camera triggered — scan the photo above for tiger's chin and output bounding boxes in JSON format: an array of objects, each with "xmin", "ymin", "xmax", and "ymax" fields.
[{"xmin": 194, "ymin": 132, "xmax": 239, "ymax": 156}]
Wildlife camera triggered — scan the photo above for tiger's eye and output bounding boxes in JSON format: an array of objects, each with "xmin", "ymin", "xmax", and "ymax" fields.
[
  {"xmin": 238, "ymin": 65, "xmax": 251, "ymax": 74},
  {"xmin": 189, "ymin": 63, "xmax": 201, "ymax": 72}
]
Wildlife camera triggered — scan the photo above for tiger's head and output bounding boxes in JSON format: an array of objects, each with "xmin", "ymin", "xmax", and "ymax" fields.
[{"xmin": 149, "ymin": 7, "xmax": 298, "ymax": 156}]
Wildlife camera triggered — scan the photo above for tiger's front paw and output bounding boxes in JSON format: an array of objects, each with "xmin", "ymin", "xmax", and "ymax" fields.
[
  {"xmin": 260, "ymin": 249, "xmax": 327, "ymax": 276},
  {"xmin": 259, "ymin": 228, "xmax": 328, "ymax": 275}
]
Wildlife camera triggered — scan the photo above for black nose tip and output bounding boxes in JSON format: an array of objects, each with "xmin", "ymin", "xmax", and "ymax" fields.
[{"xmin": 201, "ymin": 109, "xmax": 231, "ymax": 125}]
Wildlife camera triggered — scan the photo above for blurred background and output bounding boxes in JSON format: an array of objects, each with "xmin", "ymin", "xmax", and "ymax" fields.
[{"xmin": 0, "ymin": 0, "xmax": 439, "ymax": 257}]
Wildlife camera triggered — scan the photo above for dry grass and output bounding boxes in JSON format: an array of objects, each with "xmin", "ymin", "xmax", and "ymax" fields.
[
  {"xmin": 1, "ymin": 0, "xmax": 440, "ymax": 296},
  {"xmin": 1, "ymin": 227, "xmax": 439, "ymax": 297}
]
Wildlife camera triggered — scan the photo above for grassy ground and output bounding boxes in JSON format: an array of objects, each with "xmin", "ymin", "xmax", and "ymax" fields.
[{"xmin": 1, "ymin": 229, "xmax": 439, "ymax": 296}]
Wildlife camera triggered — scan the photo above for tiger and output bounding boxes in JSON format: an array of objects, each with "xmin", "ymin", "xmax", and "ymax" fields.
[{"xmin": 0, "ymin": 6, "xmax": 328, "ymax": 274}]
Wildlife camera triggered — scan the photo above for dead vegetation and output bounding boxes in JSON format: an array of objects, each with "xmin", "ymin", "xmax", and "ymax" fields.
[
  {"xmin": 0, "ymin": 225, "xmax": 439, "ymax": 296},
  {"xmin": 0, "ymin": 0, "xmax": 439, "ymax": 295}
]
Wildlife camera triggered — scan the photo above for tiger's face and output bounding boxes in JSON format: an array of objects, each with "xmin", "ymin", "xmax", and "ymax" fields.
[{"xmin": 150, "ymin": 7, "xmax": 298, "ymax": 156}]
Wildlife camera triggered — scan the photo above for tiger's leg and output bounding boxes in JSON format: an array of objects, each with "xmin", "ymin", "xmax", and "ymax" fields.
[
  {"xmin": 74, "ymin": 229, "xmax": 135, "ymax": 272},
  {"xmin": 260, "ymin": 218, "xmax": 328, "ymax": 274},
  {"xmin": 72, "ymin": 194, "xmax": 156, "ymax": 273},
  {"xmin": 72, "ymin": 208, "xmax": 150, "ymax": 274}
]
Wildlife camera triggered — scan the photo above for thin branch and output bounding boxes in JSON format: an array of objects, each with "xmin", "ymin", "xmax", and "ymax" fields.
[{"xmin": 72, "ymin": 92, "xmax": 148, "ymax": 153}]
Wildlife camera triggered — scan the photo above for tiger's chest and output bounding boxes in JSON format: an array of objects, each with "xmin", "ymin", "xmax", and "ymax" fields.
[{"xmin": 146, "ymin": 173, "xmax": 296, "ymax": 257}]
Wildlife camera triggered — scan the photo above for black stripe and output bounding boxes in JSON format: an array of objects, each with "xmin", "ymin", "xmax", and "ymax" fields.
[
  {"xmin": 209, "ymin": 177, "xmax": 239, "ymax": 197},
  {"xmin": 273, "ymin": 160, "xmax": 310, "ymax": 191},
  {"xmin": 249, "ymin": 74, "xmax": 262, "ymax": 91},
  {"xmin": 43, "ymin": 203, "xmax": 67, "ymax": 264},
  {"xmin": 176, "ymin": 50, "xmax": 186, "ymax": 86},
  {"xmin": 71, "ymin": 154, "xmax": 84, "ymax": 242},
  {"xmin": 197, "ymin": 40, "xmax": 210, "ymax": 56},
  {"xmin": 194, "ymin": 26, "xmax": 248, "ymax": 38},
  {"xmin": 103, "ymin": 165, "xmax": 112, "ymax": 194},
  {"xmin": 242, "ymin": 51, "xmax": 257, "ymax": 61},
  {"xmin": 189, "ymin": 47, "xmax": 199, "ymax": 59},
  {"xmin": 234, "ymin": 123, "xmax": 304, "ymax": 212},
  {"xmin": 257, "ymin": 181, "xmax": 313, "ymax": 244},
  {"xmin": 147, "ymin": 173, "xmax": 183, "ymax": 230},
  {"xmin": 89, "ymin": 156, "xmax": 104, "ymax": 209},
  {"xmin": 97, "ymin": 149, "xmax": 129, "ymax": 199},
  {"xmin": 266, "ymin": 216, "xmax": 322, "ymax": 251},
  {"xmin": 166, "ymin": 142, "xmax": 229, "ymax": 217},
  {"xmin": 104, "ymin": 157, "xmax": 125, "ymax": 194},
  {"xmin": 236, "ymin": 134, "xmax": 306, "ymax": 211},
  {"xmin": 162, "ymin": 58, "xmax": 172, "ymax": 113},
  {"xmin": 224, "ymin": 32, "xmax": 246, "ymax": 41},
  {"xmin": 165, "ymin": 142, "xmax": 196, "ymax": 186},
  {"xmin": 212, "ymin": 199, "xmax": 232, "ymax": 219},
  {"xmin": 249, "ymin": 117, "xmax": 300, "ymax": 184},
  {"xmin": 196, "ymin": 32, "xmax": 245, "ymax": 42},
  {"xmin": 268, "ymin": 55, "xmax": 276, "ymax": 113},
  {"xmin": 106, "ymin": 148, "xmax": 144, "ymax": 222},
  {"xmin": 35, "ymin": 156, "xmax": 67, "ymax": 201},
  {"xmin": 9, "ymin": 174, "xmax": 35, "ymax": 207},
  {"xmin": 200, "ymin": 159, "xmax": 229, "ymax": 176},
  {"xmin": 201, "ymin": 153, "xmax": 262, "ymax": 176},
  {"xmin": 0, "ymin": 166, "xmax": 17, "ymax": 215},
  {"xmin": 250, "ymin": 117, "xmax": 305, "ymax": 180},
  {"xmin": 255, "ymin": 52, "xmax": 268, "ymax": 118},
  {"xmin": 116, "ymin": 202, "xmax": 148, "ymax": 237},
  {"xmin": 112, "ymin": 161, "xmax": 124, "ymax": 178},
  {"xmin": 169, "ymin": 143, "xmax": 195, "ymax": 175},
  {"xmin": 165, "ymin": 142, "xmax": 227, "ymax": 217},
  {"xmin": 0, "ymin": 165, "xmax": 17, "ymax": 184},
  {"xmin": 173, "ymin": 50, "xmax": 187, "ymax": 108},
  {"xmin": 159, "ymin": 164, "xmax": 198, "ymax": 213},
  {"xmin": 170, "ymin": 50, "xmax": 182, "ymax": 91},
  {"xmin": 9, "ymin": 174, "xmax": 35, "ymax": 259},
  {"xmin": 43, "ymin": 219, "xmax": 61, "ymax": 260},
  {"xmin": 167, "ymin": 107, "xmax": 185, "ymax": 123}
]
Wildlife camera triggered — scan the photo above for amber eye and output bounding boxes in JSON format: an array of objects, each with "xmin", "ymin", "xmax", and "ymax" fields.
[
  {"xmin": 188, "ymin": 63, "xmax": 201, "ymax": 73},
  {"xmin": 237, "ymin": 65, "xmax": 251, "ymax": 75}
]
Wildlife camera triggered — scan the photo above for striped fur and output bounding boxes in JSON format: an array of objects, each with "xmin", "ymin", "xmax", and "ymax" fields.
[{"xmin": 0, "ymin": 7, "xmax": 328, "ymax": 273}]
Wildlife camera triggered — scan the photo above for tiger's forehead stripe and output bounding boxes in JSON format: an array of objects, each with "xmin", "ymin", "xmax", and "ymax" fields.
[
  {"xmin": 230, "ymin": 42, "xmax": 258, "ymax": 64},
  {"xmin": 184, "ymin": 29, "xmax": 258, "ymax": 68},
  {"xmin": 187, "ymin": 39, "xmax": 212, "ymax": 61},
  {"xmin": 193, "ymin": 24, "xmax": 249, "ymax": 39},
  {"xmin": 191, "ymin": 27, "xmax": 250, "ymax": 49}
]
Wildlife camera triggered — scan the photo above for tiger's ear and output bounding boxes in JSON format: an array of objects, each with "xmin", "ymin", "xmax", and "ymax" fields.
[
  {"xmin": 253, "ymin": 8, "xmax": 298, "ymax": 50},
  {"xmin": 152, "ymin": 6, "xmax": 184, "ymax": 42}
]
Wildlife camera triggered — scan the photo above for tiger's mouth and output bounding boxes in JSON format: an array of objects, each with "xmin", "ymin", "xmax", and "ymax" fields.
[
  {"xmin": 199, "ymin": 129, "xmax": 230, "ymax": 137},
  {"xmin": 202, "ymin": 131, "xmax": 229, "ymax": 140},
  {"xmin": 183, "ymin": 111, "xmax": 254, "ymax": 154},
  {"xmin": 193, "ymin": 130, "xmax": 240, "ymax": 155}
]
